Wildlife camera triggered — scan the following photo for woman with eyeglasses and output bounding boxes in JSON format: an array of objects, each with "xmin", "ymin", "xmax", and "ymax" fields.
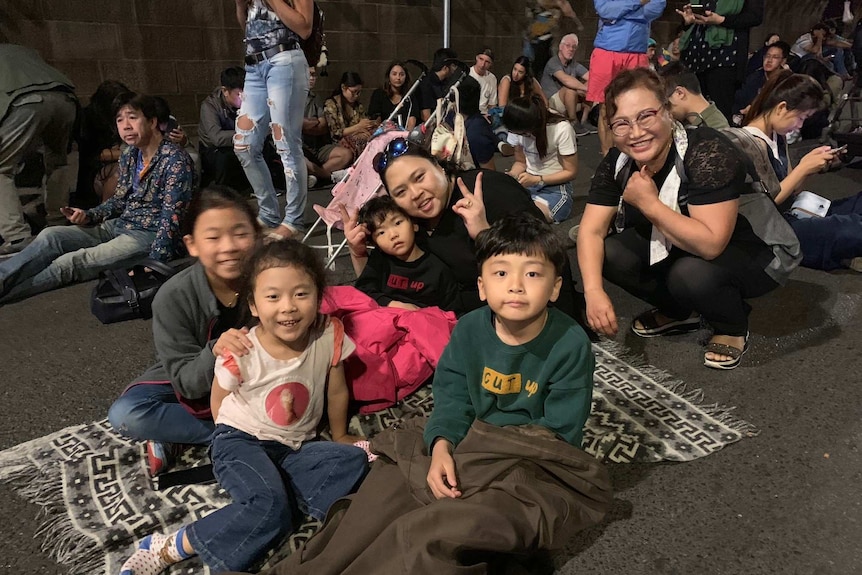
[
  {"xmin": 323, "ymin": 71, "xmax": 379, "ymax": 182},
  {"xmin": 341, "ymin": 137, "xmax": 588, "ymax": 327},
  {"xmin": 576, "ymin": 68, "xmax": 780, "ymax": 370}
]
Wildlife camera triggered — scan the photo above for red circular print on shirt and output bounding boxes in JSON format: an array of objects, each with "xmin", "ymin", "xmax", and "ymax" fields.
[{"xmin": 265, "ymin": 382, "xmax": 310, "ymax": 426}]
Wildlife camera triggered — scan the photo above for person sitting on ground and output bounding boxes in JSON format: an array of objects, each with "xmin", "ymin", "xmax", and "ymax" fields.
[
  {"xmin": 419, "ymin": 47, "xmax": 461, "ymax": 122},
  {"xmin": 734, "ymin": 41, "xmax": 791, "ymax": 120},
  {"xmin": 349, "ymin": 195, "xmax": 458, "ymax": 311},
  {"xmin": 540, "ymin": 33, "xmax": 592, "ymax": 136},
  {"xmin": 789, "ymin": 23, "xmax": 831, "ymax": 70},
  {"xmin": 303, "ymin": 65, "xmax": 352, "ymax": 187},
  {"xmin": 153, "ymin": 96, "xmax": 190, "ymax": 149},
  {"xmin": 119, "ymin": 240, "xmax": 368, "ymax": 575},
  {"xmin": 498, "ymin": 56, "xmax": 548, "ymax": 108},
  {"xmin": 108, "ymin": 187, "xmax": 261, "ymax": 477},
  {"xmin": 341, "ymin": 136, "xmax": 587, "ymax": 326},
  {"xmin": 324, "ymin": 71, "xmax": 379, "ymax": 184},
  {"xmin": 0, "ymin": 92, "xmax": 195, "ymax": 304},
  {"xmin": 659, "ymin": 61, "xmax": 730, "ymax": 128},
  {"xmin": 743, "ymin": 71, "xmax": 862, "ymax": 272},
  {"xmin": 524, "ymin": 0, "xmax": 584, "ymax": 75},
  {"xmin": 368, "ymin": 60, "xmax": 421, "ymax": 130},
  {"xmin": 504, "ymin": 95, "xmax": 578, "ymax": 223},
  {"xmin": 468, "ymin": 47, "xmax": 498, "ymax": 117},
  {"xmin": 663, "ymin": 25, "xmax": 685, "ymax": 66},
  {"xmin": 746, "ymin": 32, "xmax": 781, "ymax": 76},
  {"xmin": 0, "ymin": 44, "xmax": 77, "ymax": 256},
  {"xmin": 577, "ymin": 68, "xmax": 785, "ymax": 370},
  {"xmin": 198, "ymin": 66, "xmax": 252, "ymax": 192},
  {"xmin": 75, "ymin": 80, "xmax": 130, "ymax": 207},
  {"xmin": 458, "ymin": 75, "xmax": 500, "ymax": 170},
  {"xmin": 224, "ymin": 213, "xmax": 611, "ymax": 575}
]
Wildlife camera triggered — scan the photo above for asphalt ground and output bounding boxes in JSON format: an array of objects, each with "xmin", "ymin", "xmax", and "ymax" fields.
[{"xmin": 1, "ymin": 132, "xmax": 860, "ymax": 574}]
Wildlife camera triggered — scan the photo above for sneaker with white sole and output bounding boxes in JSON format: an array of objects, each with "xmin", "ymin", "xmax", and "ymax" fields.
[
  {"xmin": 331, "ymin": 168, "xmax": 350, "ymax": 183},
  {"xmin": 308, "ymin": 174, "xmax": 318, "ymax": 189}
]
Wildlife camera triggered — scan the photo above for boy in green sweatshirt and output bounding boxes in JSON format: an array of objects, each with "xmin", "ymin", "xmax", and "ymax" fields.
[{"xmin": 424, "ymin": 212, "xmax": 595, "ymax": 499}]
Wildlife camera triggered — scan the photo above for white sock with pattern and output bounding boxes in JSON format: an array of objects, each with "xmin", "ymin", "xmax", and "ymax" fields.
[{"xmin": 119, "ymin": 527, "xmax": 193, "ymax": 575}]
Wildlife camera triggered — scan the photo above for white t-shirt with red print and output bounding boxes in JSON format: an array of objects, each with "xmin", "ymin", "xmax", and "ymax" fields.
[{"xmin": 215, "ymin": 319, "xmax": 355, "ymax": 449}]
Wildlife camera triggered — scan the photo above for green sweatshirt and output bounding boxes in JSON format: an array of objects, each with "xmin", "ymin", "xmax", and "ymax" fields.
[{"xmin": 424, "ymin": 306, "xmax": 595, "ymax": 449}]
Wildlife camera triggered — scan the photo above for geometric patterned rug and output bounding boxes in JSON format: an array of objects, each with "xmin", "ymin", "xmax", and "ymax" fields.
[{"xmin": 0, "ymin": 342, "xmax": 758, "ymax": 575}]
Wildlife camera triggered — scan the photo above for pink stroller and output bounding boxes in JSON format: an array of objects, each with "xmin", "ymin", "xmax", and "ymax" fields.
[{"xmin": 300, "ymin": 127, "xmax": 407, "ymax": 268}]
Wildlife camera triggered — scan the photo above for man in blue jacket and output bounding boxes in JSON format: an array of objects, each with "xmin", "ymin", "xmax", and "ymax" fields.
[{"xmin": 586, "ymin": 0, "xmax": 666, "ymax": 155}]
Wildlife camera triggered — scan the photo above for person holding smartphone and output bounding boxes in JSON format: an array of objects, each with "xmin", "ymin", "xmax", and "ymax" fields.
[{"xmin": 677, "ymin": 0, "xmax": 765, "ymax": 120}]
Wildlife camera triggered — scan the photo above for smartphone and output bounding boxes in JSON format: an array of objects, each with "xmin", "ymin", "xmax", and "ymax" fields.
[
  {"xmin": 831, "ymin": 144, "xmax": 848, "ymax": 154},
  {"xmin": 689, "ymin": 0, "xmax": 706, "ymax": 13},
  {"xmin": 164, "ymin": 116, "xmax": 179, "ymax": 133}
]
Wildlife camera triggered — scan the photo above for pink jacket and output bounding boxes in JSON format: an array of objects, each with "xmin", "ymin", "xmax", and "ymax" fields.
[{"xmin": 322, "ymin": 286, "xmax": 457, "ymax": 413}]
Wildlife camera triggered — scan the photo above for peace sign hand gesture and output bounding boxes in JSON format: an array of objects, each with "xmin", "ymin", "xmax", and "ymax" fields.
[
  {"xmin": 452, "ymin": 172, "xmax": 490, "ymax": 239},
  {"xmin": 338, "ymin": 203, "xmax": 368, "ymax": 258}
]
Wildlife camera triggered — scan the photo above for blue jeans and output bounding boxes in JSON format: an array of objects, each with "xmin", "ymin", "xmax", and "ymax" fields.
[
  {"xmin": 0, "ymin": 219, "xmax": 154, "ymax": 303},
  {"xmin": 528, "ymin": 181, "xmax": 574, "ymax": 223},
  {"xmin": 107, "ymin": 382, "xmax": 215, "ymax": 445},
  {"xmin": 787, "ymin": 191, "xmax": 862, "ymax": 271},
  {"xmin": 235, "ymin": 49, "xmax": 308, "ymax": 232},
  {"xmin": 186, "ymin": 425, "xmax": 368, "ymax": 572}
]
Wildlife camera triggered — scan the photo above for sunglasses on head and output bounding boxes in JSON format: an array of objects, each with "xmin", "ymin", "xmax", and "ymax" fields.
[{"xmin": 372, "ymin": 137, "xmax": 411, "ymax": 174}]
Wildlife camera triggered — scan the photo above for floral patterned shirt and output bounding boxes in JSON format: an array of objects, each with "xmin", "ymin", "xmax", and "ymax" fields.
[
  {"xmin": 85, "ymin": 140, "xmax": 195, "ymax": 262},
  {"xmin": 323, "ymin": 95, "xmax": 365, "ymax": 142}
]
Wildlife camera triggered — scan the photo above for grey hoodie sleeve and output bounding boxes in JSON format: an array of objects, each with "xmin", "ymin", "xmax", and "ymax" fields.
[{"xmin": 150, "ymin": 285, "xmax": 217, "ymax": 400}]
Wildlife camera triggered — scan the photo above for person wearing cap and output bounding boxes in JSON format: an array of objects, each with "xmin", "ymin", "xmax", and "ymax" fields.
[
  {"xmin": 468, "ymin": 48, "xmax": 498, "ymax": 117},
  {"xmin": 419, "ymin": 47, "xmax": 461, "ymax": 122},
  {"xmin": 647, "ymin": 38, "xmax": 664, "ymax": 69},
  {"xmin": 587, "ymin": 0, "xmax": 666, "ymax": 156}
]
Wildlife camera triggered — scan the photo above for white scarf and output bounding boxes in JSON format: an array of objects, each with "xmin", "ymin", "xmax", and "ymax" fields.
[{"xmin": 613, "ymin": 122, "xmax": 688, "ymax": 265}]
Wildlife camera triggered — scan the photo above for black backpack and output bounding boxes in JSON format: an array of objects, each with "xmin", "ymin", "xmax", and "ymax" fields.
[{"xmin": 302, "ymin": 2, "xmax": 326, "ymax": 67}]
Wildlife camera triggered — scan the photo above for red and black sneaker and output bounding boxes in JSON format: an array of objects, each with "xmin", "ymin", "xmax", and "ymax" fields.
[{"xmin": 146, "ymin": 440, "xmax": 176, "ymax": 477}]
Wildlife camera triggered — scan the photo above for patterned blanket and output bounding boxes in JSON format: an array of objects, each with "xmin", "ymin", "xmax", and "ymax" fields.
[{"xmin": 0, "ymin": 343, "xmax": 757, "ymax": 575}]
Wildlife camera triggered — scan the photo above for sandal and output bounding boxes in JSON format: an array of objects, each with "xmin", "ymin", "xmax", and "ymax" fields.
[
  {"xmin": 703, "ymin": 333, "xmax": 750, "ymax": 370},
  {"xmin": 631, "ymin": 308, "xmax": 701, "ymax": 338}
]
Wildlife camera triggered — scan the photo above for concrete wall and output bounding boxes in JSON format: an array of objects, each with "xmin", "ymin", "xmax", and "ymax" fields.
[{"xmin": 0, "ymin": 0, "xmax": 836, "ymax": 136}]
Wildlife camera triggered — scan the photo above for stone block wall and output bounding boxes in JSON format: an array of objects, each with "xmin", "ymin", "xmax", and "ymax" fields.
[{"xmin": 0, "ymin": 0, "xmax": 824, "ymax": 137}]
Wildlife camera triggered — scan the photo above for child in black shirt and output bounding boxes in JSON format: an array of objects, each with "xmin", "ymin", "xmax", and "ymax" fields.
[{"xmin": 354, "ymin": 196, "xmax": 459, "ymax": 311}]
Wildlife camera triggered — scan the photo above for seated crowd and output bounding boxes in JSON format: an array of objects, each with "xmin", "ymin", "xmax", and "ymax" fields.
[{"xmin": 3, "ymin": 1, "xmax": 862, "ymax": 573}]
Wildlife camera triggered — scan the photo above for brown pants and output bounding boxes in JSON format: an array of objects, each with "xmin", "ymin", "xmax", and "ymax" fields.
[{"xmin": 228, "ymin": 420, "xmax": 612, "ymax": 575}]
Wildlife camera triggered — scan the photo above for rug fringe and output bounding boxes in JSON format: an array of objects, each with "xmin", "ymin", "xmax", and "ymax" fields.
[
  {"xmin": 5, "ymin": 460, "xmax": 102, "ymax": 575},
  {"xmin": 594, "ymin": 341, "xmax": 760, "ymax": 437}
]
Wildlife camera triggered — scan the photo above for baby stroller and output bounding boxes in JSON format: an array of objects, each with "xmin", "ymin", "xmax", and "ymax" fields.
[{"xmin": 301, "ymin": 72, "xmax": 426, "ymax": 267}]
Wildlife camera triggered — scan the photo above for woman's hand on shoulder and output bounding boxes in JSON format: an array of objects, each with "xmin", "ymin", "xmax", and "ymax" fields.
[
  {"xmin": 622, "ymin": 165, "xmax": 660, "ymax": 213},
  {"xmin": 452, "ymin": 172, "xmax": 490, "ymax": 239},
  {"xmin": 584, "ymin": 288, "xmax": 618, "ymax": 337},
  {"xmin": 213, "ymin": 327, "xmax": 253, "ymax": 358}
]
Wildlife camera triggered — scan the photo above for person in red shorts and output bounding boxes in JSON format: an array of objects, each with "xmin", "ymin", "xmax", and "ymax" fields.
[{"xmin": 587, "ymin": 0, "xmax": 666, "ymax": 155}]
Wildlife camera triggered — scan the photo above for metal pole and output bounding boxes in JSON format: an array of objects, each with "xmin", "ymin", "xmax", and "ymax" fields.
[{"xmin": 443, "ymin": 0, "xmax": 451, "ymax": 48}]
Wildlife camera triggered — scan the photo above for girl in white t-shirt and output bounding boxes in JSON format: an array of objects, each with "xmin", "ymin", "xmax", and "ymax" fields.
[
  {"xmin": 504, "ymin": 95, "xmax": 579, "ymax": 222},
  {"xmin": 120, "ymin": 241, "xmax": 369, "ymax": 574}
]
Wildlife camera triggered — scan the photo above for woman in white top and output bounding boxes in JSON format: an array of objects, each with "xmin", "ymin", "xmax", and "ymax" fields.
[
  {"xmin": 743, "ymin": 70, "xmax": 861, "ymax": 271},
  {"xmin": 503, "ymin": 95, "xmax": 578, "ymax": 222}
]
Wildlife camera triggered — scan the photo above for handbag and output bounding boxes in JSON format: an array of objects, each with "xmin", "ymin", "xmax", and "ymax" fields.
[
  {"xmin": 430, "ymin": 88, "xmax": 476, "ymax": 171},
  {"xmin": 90, "ymin": 258, "xmax": 181, "ymax": 324}
]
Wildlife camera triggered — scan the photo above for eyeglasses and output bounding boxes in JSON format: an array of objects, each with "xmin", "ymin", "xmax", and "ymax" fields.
[
  {"xmin": 609, "ymin": 108, "xmax": 661, "ymax": 137},
  {"xmin": 345, "ymin": 86, "xmax": 362, "ymax": 97},
  {"xmin": 372, "ymin": 137, "xmax": 411, "ymax": 174}
]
